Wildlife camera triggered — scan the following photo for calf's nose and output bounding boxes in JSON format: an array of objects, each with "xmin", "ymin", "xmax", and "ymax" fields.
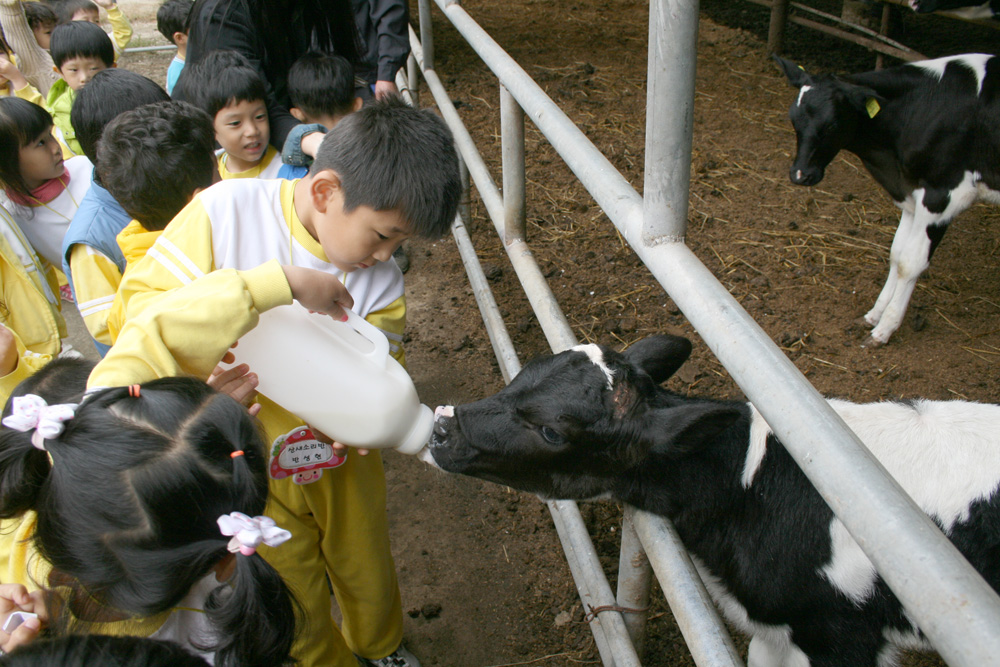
[{"xmin": 789, "ymin": 165, "xmax": 823, "ymax": 186}]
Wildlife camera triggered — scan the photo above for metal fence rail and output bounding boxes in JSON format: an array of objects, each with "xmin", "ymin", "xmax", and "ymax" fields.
[{"xmin": 409, "ymin": 0, "xmax": 1000, "ymax": 664}]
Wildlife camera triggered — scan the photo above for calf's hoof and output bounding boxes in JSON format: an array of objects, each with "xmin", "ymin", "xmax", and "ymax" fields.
[{"xmin": 861, "ymin": 335, "xmax": 885, "ymax": 349}]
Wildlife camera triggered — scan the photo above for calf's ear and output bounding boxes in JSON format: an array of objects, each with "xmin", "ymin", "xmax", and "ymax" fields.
[
  {"xmin": 624, "ymin": 335, "xmax": 692, "ymax": 385},
  {"xmin": 843, "ymin": 84, "xmax": 883, "ymax": 117},
  {"xmin": 773, "ymin": 55, "xmax": 812, "ymax": 88},
  {"xmin": 648, "ymin": 402, "xmax": 743, "ymax": 455}
]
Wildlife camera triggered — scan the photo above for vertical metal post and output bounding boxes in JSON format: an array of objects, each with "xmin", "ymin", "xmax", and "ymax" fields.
[
  {"xmin": 617, "ymin": 511, "xmax": 653, "ymax": 654},
  {"xmin": 875, "ymin": 3, "xmax": 892, "ymax": 69},
  {"xmin": 768, "ymin": 0, "xmax": 791, "ymax": 54},
  {"xmin": 407, "ymin": 54, "xmax": 420, "ymax": 105},
  {"xmin": 458, "ymin": 154, "xmax": 471, "ymax": 233},
  {"xmin": 500, "ymin": 84, "xmax": 526, "ymax": 245},
  {"xmin": 419, "ymin": 0, "xmax": 435, "ymax": 71},
  {"xmin": 641, "ymin": 0, "xmax": 699, "ymax": 244}
]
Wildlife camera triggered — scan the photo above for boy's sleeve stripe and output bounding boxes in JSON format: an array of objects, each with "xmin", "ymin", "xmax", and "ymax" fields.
[
  {"xmin": 378, "ymin": 328, "xmax": 403, "ymax": 355},
  {"xmin": 80, "ymin": 301, "xmax": 114, "ymax": 317},
  {"xmin": 78, "ymin": 294, "xmax": 115, "ymax": 312},
  {"xmin": 147, "ymin": 247, "xmax": 194, "ymax": 285},
  {"xmin": 157, "ymin": 237, "xmax": 206, "ymax": 280}
]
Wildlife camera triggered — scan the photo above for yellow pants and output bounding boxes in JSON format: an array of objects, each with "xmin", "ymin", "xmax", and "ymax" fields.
[{"xmin": 258, "ymin": 405, "xmax": 403, "ymax": 666}]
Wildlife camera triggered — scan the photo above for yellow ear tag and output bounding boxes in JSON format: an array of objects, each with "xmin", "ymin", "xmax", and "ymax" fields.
[{"xmin": 865, "ymin": 97, "xmax": 880, "ymax": 119}]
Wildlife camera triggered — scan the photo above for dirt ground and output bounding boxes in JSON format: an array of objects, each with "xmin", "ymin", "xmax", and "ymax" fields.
[{"xmin": 113, "ymin": 0, "xmax": 1000, "ymax": 664}]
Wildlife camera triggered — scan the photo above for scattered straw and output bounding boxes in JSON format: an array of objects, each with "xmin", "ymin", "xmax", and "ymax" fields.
[
  {"xmin": 935, "ymin": 308, "xmax": 973, "ymax": 339},
  {"xmin": 810, "ymin": 356, "xmax": 850, "ymax": 372},
  {"xmin": 484, "ymin": 652, "xmax": 599, "ymax": 667}
]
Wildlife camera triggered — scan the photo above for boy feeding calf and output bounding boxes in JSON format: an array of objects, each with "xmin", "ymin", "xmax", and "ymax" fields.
[
  {"xmin": 421, "ymin": 335, "xmax": 1000, "ymax": 667},
  {"xmin": 776, "ymin": 54, "xmax": 1000, "ymax": 347}
]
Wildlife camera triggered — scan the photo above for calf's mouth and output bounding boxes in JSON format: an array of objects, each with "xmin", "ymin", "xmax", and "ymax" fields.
[{"xmin": 419, "ymin": 405, "xmax": 457, "ymax": 467}]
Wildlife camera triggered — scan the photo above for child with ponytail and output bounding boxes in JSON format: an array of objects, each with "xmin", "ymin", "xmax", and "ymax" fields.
[{"xmin": 0, "ymin": 263, "xmax": 355, "ymax": 665}]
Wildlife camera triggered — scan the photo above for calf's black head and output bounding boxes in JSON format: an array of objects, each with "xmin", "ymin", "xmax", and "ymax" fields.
[
  {"xmin": 422, "ymin": 335, "xmax": 741, "ymax": 500},
  {"xmin": 774, "ymin": 56, "xmax": 881, "ymax": 186}
]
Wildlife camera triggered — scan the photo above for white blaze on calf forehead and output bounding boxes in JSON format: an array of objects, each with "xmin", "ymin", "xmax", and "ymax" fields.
[
  {"xmin": 796, "ymin": 84, "xmax": 812, "ymax": 107},
  {"xmin": 912, "ymin": 53, "xmax": 993, "ymax": 95},
  {"xmin": 571, "ymin": 344, "xmax": 615, "ymax": 390}
]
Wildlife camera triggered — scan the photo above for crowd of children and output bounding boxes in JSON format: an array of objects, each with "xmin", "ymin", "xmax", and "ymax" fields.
[{"xmin": 0, "ymin": 1, "xmax": 461, "ymax": 666}]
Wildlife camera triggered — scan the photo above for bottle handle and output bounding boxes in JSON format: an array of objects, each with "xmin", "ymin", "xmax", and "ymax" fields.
[{"xmin": 342, "ymin": 308, "xmax": 390, "ymax": 362}]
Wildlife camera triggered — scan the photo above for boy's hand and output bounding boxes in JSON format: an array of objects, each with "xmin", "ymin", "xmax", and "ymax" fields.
[
  {"xmin": 92, "ymin": 0, "xmax": 116, "ymax": 9},
  {"xmin": 208, "ymin": 362, "xmax": 258, "ymax": 406},
  {"xmin": 0, "ymin": 325, "xmax": 19, "ymax": 378},
  {"xmin": 374, "ymin": 80, "xmax": 399, "ymax": 101},
  {"xmin": 282, "ymin": 266, "xmax": 354, "ymax": 321},
  {"xmin": 0, "ymin": 584, "xmax": 47, "ymax": 654}
]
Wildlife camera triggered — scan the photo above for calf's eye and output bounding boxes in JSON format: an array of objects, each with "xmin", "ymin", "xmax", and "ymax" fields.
[{"xmin": 540, "ymin": 425, "xmax": 564, "ymax": 444}]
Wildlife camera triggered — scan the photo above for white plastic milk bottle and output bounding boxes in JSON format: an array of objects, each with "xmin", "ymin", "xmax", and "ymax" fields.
[{"xmin": 227, "ymin": 304, "xmax": 434, "ymax": 455}]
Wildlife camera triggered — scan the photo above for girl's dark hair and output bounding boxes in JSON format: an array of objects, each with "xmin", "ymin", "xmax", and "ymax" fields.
[
  {"xmin": 50, "ymin": 20, "xmax": 114, "ymax": 69},
  {"xmin": 0, "ymin": 359, "xmax": 298, "ymax": 667},
  {"xmin": 0, "ymin": 22, "xmax": 11, "ymax": 56},
  {"xmin": 0, "ymin": 98, "xmax": 55, "ymax": 199},
  {"xmin": 0, "ymin": 634, "xmax": 211, "ymax": 666}
]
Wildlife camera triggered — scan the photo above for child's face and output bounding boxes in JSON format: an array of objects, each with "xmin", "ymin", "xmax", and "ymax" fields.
[
  {"xmin": 19, "ymin": 127, "xmax": 64, "ymax": 190},
  {"xmin": 57, "ymin": 56, "xmax": 109, "ymax": 90},
  {"xmin": 71, "ymin": 8, "xmax": 100, "ymax": 23},
  {"xmin": 213, "ymin": 99, "xmax": 269, "ymax": 172},
  {"xmin": 33, "ymin": 23, "xmax": 54, "ymax": 50},
  {"xmin": 304, "ymin": 170, "xmax": 412, "ymax": 273}
]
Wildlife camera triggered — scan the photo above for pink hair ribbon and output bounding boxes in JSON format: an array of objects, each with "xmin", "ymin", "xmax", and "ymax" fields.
[
  {"xmin": 217, "ymin": 512, "xmax": 292, "ymax": 556},
  {"xmin": 2, "ymin": 394, "xmax": 78, "ymax": 450}
]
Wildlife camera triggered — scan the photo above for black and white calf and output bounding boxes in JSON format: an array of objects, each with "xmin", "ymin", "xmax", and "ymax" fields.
[
  {"xmin": 908, "ymin": 0, "xmax": 999, "ymax": 20},
  {"xmin": 422, "ymin": 335, "xmax": 1000, "ymax": 667},
  {"xmin": 776, "ymin": 54, "xmax": 1000, "ymax": 346}
]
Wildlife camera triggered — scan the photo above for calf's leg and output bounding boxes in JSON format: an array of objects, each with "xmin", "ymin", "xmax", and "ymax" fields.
[{"xmin": 864, "ymin": 200, "xmax": 914, "ymax": 332}]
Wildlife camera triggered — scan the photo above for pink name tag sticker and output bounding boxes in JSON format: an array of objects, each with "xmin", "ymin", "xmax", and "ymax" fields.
[{"xmin": 269, "ymin": 427, "xmax": 347, "ymax": 485}]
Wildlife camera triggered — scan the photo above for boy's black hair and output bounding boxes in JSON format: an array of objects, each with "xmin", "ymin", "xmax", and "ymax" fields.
[
  {"xmin": 22, "ymin": 1, "xmax": 57, "ymax": 30},
  {"xmin": 97, "ymin": 101, "xmax": 216, "ymax": 231},
  {"xmin": 0, "ymin": 98, "xmax": 54, "ymax": 199},
  {"xmin": 0, "ymin": 634, "xmax": 211, "ymax": 666},
  {"xmin": 183, "ymin": 50, "xmax": 266, "ymax": 120},
  {"xmin": 49, "ymin": 0, "xmax": 98, "ymax": 24},
  {"xmin": 71, "ymin": 68, "xmax": 170, "ymax": 166},
  {"xmin": 288, "ymin": 51, "xmax": 356, "ymax": 119},
  {"xmin": 49, "ymin": 19, "xmax": 114, "ymax": 69},
  {"xmin": 156, "ymin": 0, "xmax": 193, "ymax": 45},
  {"xmin": 0, "ymin": 358, "xmax": 299, "ymax": 667},
  {"xmin": 312, "ymin": 95, "xmax": 462, "ymax": 240}
]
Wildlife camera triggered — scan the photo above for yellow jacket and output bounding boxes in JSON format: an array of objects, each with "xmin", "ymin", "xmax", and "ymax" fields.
[
  {"xmin": 106, "ymin": 219, "xmax": 161, "ymax": 343},
  {"xmin": 0, "ymin": 207, "xmax": 65, "ymax": 400}
]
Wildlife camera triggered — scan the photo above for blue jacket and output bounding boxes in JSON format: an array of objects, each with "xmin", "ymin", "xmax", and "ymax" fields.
[{"xmin": 61, "ymin": 178, "xmax": 131, "ymax": 355}]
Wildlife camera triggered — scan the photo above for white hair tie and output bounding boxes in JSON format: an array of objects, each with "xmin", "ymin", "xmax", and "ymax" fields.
[
  {"xmin": 2, "ymin": 395, "xmax": 78, "ymax": 451},
  {"xmin": 217, "ymin": 512, "xmax": 292, "ymax": 556}
]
